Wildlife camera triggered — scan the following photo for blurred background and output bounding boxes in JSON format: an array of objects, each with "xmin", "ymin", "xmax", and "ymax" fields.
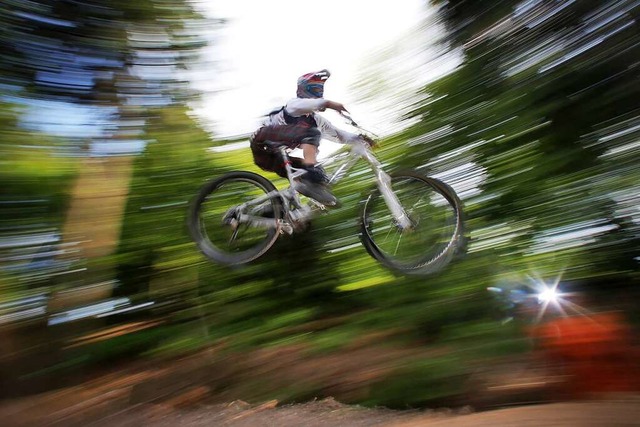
[{"xmin": 1, "ymin": 0, "xmax": 639, "ymax": 422}]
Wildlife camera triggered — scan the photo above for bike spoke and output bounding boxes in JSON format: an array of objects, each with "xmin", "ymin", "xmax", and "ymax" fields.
[
  {"xmin": 360, "ymin": 173, "xmax": 463, "ymax": 274},
  {"xmin": 382, "ymin": 221, "xmax": 396, "ymax": 244},
  {"xmin": 228, "ymin": 226, "xmax": 240, "ymax": 245},
  {"xmin": 190, "ymin": 172, "xmax": 282, "ymax": 265},
  {"xmin": 393, "ymin": 230, "xmax": 403, "ymax": 256}
]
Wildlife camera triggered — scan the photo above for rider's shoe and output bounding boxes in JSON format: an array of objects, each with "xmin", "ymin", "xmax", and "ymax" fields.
[
  {"xmin": 294, "ymin": 180, "xmax": 338, "ymax": 206},
  {"xmin": 301, "ymin": 164, "xmax": 330, "ymax": 183},
  {"xmin": 294, "ymin": 165, "xmax": 338, "ymax": 206}
]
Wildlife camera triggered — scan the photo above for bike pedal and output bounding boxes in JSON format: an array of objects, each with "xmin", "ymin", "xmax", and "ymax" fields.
[
  {"xmin": 308, "ymin": 199, "xmax": 328, "ymax": 211},
  {"xmin": 279, "ymin": 221, "xmax": 294, "ymax": 235},
  {"xmin": 223, "ymin": 218, "xmax": 239, "ymax": 230}
]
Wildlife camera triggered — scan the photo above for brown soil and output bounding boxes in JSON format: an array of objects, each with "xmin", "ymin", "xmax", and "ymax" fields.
[
  {"xmin": 5, "ymin": 394, "xmax": 640, "ymax": 427},
  {"xmin": 1, "ymin": 344, "xmax": 639, "ymax": 427},
  {"xmin": 107, "ymin": 398, "xmax": 640, "ymax": 427}
]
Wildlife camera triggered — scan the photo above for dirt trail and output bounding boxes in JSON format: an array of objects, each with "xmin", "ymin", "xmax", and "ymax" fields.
[
  {"xmin": 94, "ymin": 397, "xmax": 640, "ymax": 427},
  {"xmin": 2, "ymin": 344, "xmax": 639, "ymax": 426},
  {"xmin": 3, "ymin": 389, "xmax": 639, "ymax": 427}
]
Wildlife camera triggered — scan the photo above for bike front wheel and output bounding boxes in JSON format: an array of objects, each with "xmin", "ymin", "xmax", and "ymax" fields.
[
  {"xmin": 360, "ymin": 171, "xmax": 465, "ymax": 275},
  {"xmin": 188, "ymin": 171, "xmax": 283, "ymax": 266}
]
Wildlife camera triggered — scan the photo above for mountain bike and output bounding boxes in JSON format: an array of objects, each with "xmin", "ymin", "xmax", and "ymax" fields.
[{"xmin": 188, "ymin": 114, "xmax": 466, "ymax": 275}]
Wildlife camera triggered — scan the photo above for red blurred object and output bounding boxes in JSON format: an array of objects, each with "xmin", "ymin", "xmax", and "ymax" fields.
[{"xmin": 533, "ymin": 312, "xmax": 640, "ymax": 397}]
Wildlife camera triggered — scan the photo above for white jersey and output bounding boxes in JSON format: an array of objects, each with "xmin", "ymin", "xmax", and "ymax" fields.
[{"xmin": 262, "ymin": 98, "xmax": 361, "ymax": 144}]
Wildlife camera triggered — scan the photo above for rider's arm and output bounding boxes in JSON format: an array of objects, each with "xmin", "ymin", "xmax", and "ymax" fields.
[
  {"xmin": 285, "ymin": 98, "xmax": 347, "ymax": 116},
  {"xmin": 314, "ymin": 115, "xmax": 361, "ymax": 144}
]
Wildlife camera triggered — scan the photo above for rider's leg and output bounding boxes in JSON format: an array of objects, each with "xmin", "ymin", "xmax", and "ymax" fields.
[
  {"xmin": 300, "ymin": 126, "xmax": 321, "ymax": 165},
  {"xmin": 250, "ymin": 125, "xmax": 335, "ymax": 204},
  {"xmin": 297, "ymin": 128, "xmax": 330, "ymax": 183},
  {"xmin": 302, "ymin": 143, "xmax": 318, "ymax": 165},
  {"xmin": 294, "ymin": 129, "xmax": 336, "ymax": 205}
]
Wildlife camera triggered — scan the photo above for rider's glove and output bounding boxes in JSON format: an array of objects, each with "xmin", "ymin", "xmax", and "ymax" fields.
[{"xmin": 360, "ymin": 134, "xmax": 377, "ymax": 148}]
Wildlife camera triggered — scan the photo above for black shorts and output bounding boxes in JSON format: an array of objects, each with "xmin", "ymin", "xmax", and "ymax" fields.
[
  {"xmin": 251, "ymin": 124, "xmax": 320, "ymax": 148},
  {"xmin": 250, "ymin": 125, "xmax": 318, "ymax": 177}
]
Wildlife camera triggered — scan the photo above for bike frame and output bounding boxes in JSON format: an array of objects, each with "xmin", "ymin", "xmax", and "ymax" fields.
[
  {"xmin": 232, "ymin": 142, "xmax": 411, "ymax": 234},
  {"xmin": 322, "ymin": 143, "xmax": 412, "ymax": 229}
]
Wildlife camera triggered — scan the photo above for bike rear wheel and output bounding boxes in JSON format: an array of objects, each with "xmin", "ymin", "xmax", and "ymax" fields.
[
  {"xmin": 360, "ymin": 171, "xmax": 465, "ymax": 275},
  {"xmin": 189, "ymin": 171, "xmax": 283, "ymax": 266}
]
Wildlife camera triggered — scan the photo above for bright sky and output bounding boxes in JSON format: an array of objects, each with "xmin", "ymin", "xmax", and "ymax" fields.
[{"xmin": 192, "ymin": 0, "xmax": 455, "ymax": 139}]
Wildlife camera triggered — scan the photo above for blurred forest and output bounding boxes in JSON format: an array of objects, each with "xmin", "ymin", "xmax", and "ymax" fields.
[{"xmin": 1, "ymin": 0, "xmax": 639, "ymax": 409}]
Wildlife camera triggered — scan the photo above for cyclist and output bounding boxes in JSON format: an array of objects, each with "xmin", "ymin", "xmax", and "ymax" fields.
[{"xmin": 250, "ymin": 69, "xmax": 364, "ymax": 205}]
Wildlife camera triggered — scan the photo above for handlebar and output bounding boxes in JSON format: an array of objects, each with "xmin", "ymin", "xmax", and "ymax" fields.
[
  {"xmin": 338, "ymin": 111, "xmax": 380, "ymax": 141},
  {"xmin": 339, "ymin": 110, "xmax": 360, "ymax": 128}
]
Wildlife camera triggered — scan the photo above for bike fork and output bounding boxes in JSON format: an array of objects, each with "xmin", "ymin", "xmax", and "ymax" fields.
[
  {"xmin": 377, "ymin": 171, "xmax": 412, "ymax": 230},
  {"xmin": 356, "ymin": 146, "xmax": 412, "ymax": 230}
]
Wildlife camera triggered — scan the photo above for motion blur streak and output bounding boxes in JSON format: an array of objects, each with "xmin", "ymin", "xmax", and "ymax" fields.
[
  {"xmin": 0, "ymin": 0, "xmax": 639, "ymax": 424},
  {"xmin": 0, "ymin": 0, "xmax": 215, "ymax": 403}
]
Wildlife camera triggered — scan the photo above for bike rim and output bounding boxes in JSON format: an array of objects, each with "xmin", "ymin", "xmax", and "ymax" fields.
[
  {"xmin": 362, "ymin": 176, "xmax": 461, "ymax": 271},
  {"xmin": 196, "ymin": 177, "xmax": 280, "ymax": 264}
]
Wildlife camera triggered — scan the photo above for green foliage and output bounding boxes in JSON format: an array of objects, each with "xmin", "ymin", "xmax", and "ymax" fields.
[
  {"xmin": 364, "ymin": 355, "xmax": 469, "ymax": 408},
  {"xmin": 0, "ymin": 102, "xmax": 78, "ymax": 298},
  {"xmin": 116, "ymin": 105, "xmax": 214, "ymax": 296},
  {"xmin": 4, "ymin": 0, "xmax": 639, "ymax": 410},
  {"xmin": 151, "ymin": 0, "xmax": 633, "ymax": 405},
  {"xmin": 405, "ymin": 0, "xmax": 640, "ymax": 288}
]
